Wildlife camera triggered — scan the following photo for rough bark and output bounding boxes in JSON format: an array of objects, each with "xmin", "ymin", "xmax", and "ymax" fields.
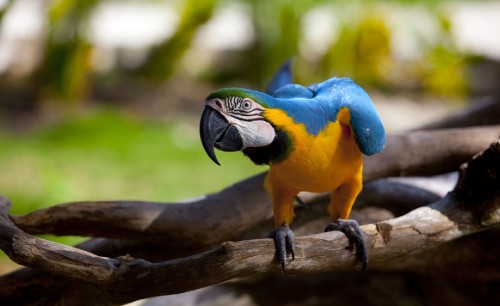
[
  {"xmin": 0, "ymin": 140, "xmax": 498, "ymax": 305},
  {"xmin": 1, "ymin": 96, "xmax": 500, "ymax": 305},
  {"xmin": 418, "ymin": 94, "xmax": 500, "ymax": 130},
  {"xmin": 144, "ymin": 229, "xmax": 500, "ymax": 306},
  {"xmin": 10, "ymin": 125, "xmax": 500, "ymax": 244}
]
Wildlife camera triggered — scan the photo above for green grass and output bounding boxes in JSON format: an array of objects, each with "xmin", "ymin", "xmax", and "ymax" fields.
[{"xmin": 0, "ymin": 107, "xmax": 263, "ymax": 260}]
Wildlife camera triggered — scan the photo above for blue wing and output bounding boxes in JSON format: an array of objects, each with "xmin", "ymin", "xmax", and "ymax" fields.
[
  {"xmin": 310, "ymin": 78, "xmax": 386, "ymax": 156},
  {"xmin": 266, "ymin": 59, "xmax": 293, "ymax": 95}
]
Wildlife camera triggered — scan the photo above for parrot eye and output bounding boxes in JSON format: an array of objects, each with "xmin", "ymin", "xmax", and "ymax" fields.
[{"xmin": 241, "ymin": 99, "xmax": 252, "ymax": 111}]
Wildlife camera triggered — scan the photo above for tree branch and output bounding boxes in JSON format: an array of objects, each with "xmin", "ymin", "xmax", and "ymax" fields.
[
  {"xmin": 2, "ymin": 95, "xmax": 500, "ymax": 304},
  {"xmin": 1, "ymin": 140, "xmax": 498, "ymax": 304},
  {"xmin": 418, "ymin": 94, "xmax": 500, "ymax": 130},
  {"xmin": 363, "ymin": 125, "xmax": 500, "ymax": 180},
  {"xmin": 10, "ymin": 125, "xmax": 500, "ymax": 243}
]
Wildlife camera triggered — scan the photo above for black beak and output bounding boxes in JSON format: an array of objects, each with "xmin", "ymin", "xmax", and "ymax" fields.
[{"xmin": 200, "ymin": 106, "xmax": 244, "ymax": 165}]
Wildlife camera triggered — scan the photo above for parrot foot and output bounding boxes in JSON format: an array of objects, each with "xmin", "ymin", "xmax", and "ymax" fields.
[
  {"xmin": 268, "ymin": 225, "xmax": 295, "ymax": 273},
  {"xmin": 325, "ymin": 219, "xmax": 367, "ymax": 270}
]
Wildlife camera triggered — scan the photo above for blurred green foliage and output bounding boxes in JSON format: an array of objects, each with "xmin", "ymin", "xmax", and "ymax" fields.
[
  {"xmin": 142, "ymin": 0, "xmax": 215, "ymax": 81},
  {"xmin": 40, "ymin": 0, "xmax": 98, "ymax": 102},
  {"xmin": 0, "ymin": 0, "xmax": 13, "ymax": 21},
  {"xmin": 0, "ymin": 109, "xmax": 261, "ymax": 215},
  {"xmin": 0, "ymin": 0, "xmax": 472, "ymax": 103},
  {"xmin": 419, "ymin": 11, "xmax": 468, "ymax": 97},
  {"xmin": 247, "ymin": 0, "xmax": 303, "ymax": 86},
  {"xmin": 321, "ymin": 12, "xmax": 392, "ymax": 88}
]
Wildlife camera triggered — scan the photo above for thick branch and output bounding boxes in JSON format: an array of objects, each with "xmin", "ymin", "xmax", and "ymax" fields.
[
  {"xmin": 419, "ymin": 95, "xmax": 500, "ymax": 130},
  {"xmin": 11, "ymin": 174, "xmax": 270, "ymax": 248},
  {"xmin": 1, "ymin": 89, "xmax": 499, "ymax": 305},
  {"xmin": 0, "ymin": 140, "xmax": 498, "ymax": 304},
  {"xmin": 11, "ymin": 125, "xmax": 500, "ymax": 243},
  {"xmin": 363, "ymin": 125, "xmax": 500, "ymax": 181}
]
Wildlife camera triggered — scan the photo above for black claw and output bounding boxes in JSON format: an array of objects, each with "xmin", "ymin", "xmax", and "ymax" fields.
[
  {"xmin": 268, "ymin": 225, "xmax": 295, "ymax": 273},
  {"xmin": 325, "ymin": 219, "xmax": 368, "ymax": 270}
]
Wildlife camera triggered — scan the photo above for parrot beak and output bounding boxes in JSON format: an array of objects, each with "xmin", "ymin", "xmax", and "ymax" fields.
[{"xmin": 200, "ymin": 106, "xmax": 244, "ymax": 166}]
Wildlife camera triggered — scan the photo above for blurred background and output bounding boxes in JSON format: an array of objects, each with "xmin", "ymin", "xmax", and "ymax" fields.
[{"xmin": 0, "ymin": 0, "xmax": 499, "ymax": 271}]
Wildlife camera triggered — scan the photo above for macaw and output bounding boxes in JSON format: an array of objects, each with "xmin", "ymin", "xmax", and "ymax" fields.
[{"xmin": 199, "ymin": 61, "xmax": 385, "ymax": 272}]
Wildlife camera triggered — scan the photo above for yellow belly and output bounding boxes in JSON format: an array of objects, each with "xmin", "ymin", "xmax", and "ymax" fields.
[{"xmin": 265, "ymin": 108, "xmax": 363, "ymax": 193}]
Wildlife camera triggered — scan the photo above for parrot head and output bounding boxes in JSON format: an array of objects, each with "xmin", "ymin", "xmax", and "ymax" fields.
[{"xmin": 200, "ymin": 88, "xmax": 290, "ymax": 166}]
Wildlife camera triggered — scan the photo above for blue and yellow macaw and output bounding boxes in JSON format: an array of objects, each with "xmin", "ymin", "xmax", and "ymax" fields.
[{"xmin": 200, "ymin": 61, "xmax": 385, "ymax": 272}]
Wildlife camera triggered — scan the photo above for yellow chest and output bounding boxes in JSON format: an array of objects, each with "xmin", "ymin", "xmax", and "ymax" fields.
[{"xmin": 264, "ymin": 108, "xmax": 363, "ymax": 193}]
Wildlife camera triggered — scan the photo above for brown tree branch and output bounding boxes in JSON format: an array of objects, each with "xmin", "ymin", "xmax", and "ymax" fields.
[
  {"xmin": 1, "ymin": 95, "xmax": 499, "ymax": 304},
  {"xmin": 0, "ymin": 140, "xmax": 498, "ymax": 305},
  {"xmin": 144, "ymin": 229, "xmax": 500, "ymax": 306},
  {"xmin": 419, "ymin": 94, "xmax": 500, "ymax": 130},
  {"xmin": 10, "ymin": 125, "xmax": 500, "ymax": 243},
  {"xmin": 363, "ymin": 125, "xmax": 500, "ymax": 181},
  {"xmin": 0, "ymin": 177, "xmax": 444, "ymax": 305},
  {"xmin": 10, "ymin": 173, "xmax": 269, "ymax": 247}
]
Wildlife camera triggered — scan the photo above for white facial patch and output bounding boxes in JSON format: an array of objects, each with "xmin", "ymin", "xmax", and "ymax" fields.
[{"xmin": 233, "ymin": 119, "xmax": 276, "ymax": 148}]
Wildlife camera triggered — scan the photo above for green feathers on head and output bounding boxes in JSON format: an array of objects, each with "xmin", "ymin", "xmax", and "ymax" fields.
[{"xmin": 206, "ymin": 88, "xmax": 275, "ymax": 108}]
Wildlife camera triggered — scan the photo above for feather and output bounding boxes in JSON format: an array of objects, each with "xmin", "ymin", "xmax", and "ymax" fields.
[{"xmin": 266, "ymin": 59, "xmax": 293, "ymax": 95}]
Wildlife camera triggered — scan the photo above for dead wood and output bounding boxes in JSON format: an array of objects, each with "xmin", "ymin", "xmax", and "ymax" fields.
[
  {"xmin": 0, "ymin": 140, "xmax": 498, "ymax": 305},
  {"xmin": 144, "ymin": 228, "xmax": 500, "ymax": 306},
  {"xmin": 1, "ymin": 96, "xmax": 500, "ymax": 304},
  {"xmin": 419, "ymin": 94, "xmax": 500, "ymax": 130},
  {"xmin": 10, "ymin": 125, "xmax": 500, "ymax": 244}
]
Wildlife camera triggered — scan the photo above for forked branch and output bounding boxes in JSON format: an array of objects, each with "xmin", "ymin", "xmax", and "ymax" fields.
[
  {"xmin": 0, "ymin": 140, "xmax": 498, "ymax": 304},
  {"xmin": 10, "ymin": 125, "xmax": 500, "ymax": 245}
]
